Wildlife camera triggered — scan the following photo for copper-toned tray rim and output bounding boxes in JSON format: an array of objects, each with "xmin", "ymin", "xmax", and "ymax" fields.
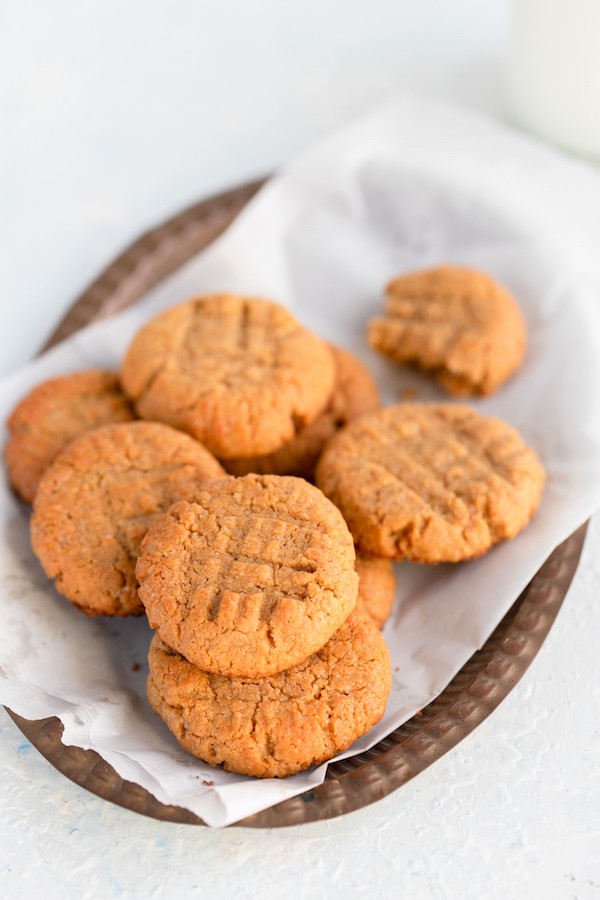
[{"xmin": 5, "ymin": 180, "xmax": 588, "ymax": 828}]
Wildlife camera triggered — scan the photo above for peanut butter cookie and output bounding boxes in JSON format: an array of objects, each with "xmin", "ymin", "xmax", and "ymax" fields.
[
  {"xmin": 316, "ymin": 403, "xmax": 545, "ymax": 563},
  {"xmin": 120, "ymin": 294, "xmax": 336, "ymax": 459},
  {"xmin": 30, "ymin": 421, "xmax": 225, "ymax": 616},
  {"xmin": 356, "ymin": 554, "xmax": 396, "ymax": 629},
  {"xmin": 5, "ymin": 370, "xmax": 134, "ymax": 504},
  {"xmin": 223, "ymin": 345, "xmax": 380, "ymax": 480},
  {"xmin": 136, "ymin": 474, "xmax": 358, "ymax": 677},
  {"xmin": 369, "ymin": 266, "xmax": 526, "ymax": 396},
  {"xmin": 146, "ymin": 611, "xmax": 392, "ymax": 778}
]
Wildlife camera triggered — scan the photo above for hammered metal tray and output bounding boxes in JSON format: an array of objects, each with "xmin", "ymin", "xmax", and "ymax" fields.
[{"xmin": 6, "ymin": 181, "xmax": 588, "ymax": 828}]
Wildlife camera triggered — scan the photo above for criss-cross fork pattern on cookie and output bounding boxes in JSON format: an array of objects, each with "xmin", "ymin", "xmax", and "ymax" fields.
[
  {"xmin": 136, "ymin": 474, "xmax": 359, "ymax": 677},
  {"xmin": 316, "ymin": 403, "xmax": 545, "ymax": 563},
  {"xmin": 120, "ymin": 295, "xmax": 336, "ymax": 459},
  {"xmin": 368, "ymin": 266, "xmax": 526, "ymax": 396}
]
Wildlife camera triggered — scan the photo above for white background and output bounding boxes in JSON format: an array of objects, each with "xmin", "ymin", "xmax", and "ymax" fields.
[{"xmin": 2, "ymin": 2, "xmax": 600, "ymax": 898}]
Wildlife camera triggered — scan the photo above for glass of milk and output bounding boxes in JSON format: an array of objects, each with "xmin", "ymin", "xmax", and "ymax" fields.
[{"xmin": 507, "ymin": 0, "xmax": 600, "ymax": 160}]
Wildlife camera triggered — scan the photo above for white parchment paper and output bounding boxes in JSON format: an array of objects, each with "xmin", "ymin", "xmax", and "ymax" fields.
[{"xmin": 3, "ymin": 95, "xmax": 600, "ymax": 828}]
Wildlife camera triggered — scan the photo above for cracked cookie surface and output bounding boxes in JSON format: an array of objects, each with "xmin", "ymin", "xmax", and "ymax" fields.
[
  {"xmin": 356, "ymin": 554, "xmax": 397, "ymax": 629},
  {"xmin": 136, "ymin": 474, "xmax": 358, "ymax": 677},
  {"xmin": 368, "ymin": 266, "xmax": 526, "ymax": 396},
  {"xmin": 5, "ymin": 369, "xmax": 134, "ymax": 504},
  {"xmin": 147, "ymin": 611, "xmax": 392, "ymax": 778},
  {"xmin": 30, "ymin": 421, "xmax": 225, "ymax": 616},
  {"xmin": 223, "ymin": 344, "xmax": 380, "ymax": 480},
  {"xmin": 316, "ymin": 403, "xmax": 545, "ymax": 563},
  {"xmin": 120, "ymin": 294, "xmax": 336, "ymax": 459}
]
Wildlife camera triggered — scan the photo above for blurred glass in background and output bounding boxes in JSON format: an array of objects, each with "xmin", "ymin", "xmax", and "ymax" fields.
[{"xmin": 507, "ymin": 0, "xmax": 600, "ymax": 160}]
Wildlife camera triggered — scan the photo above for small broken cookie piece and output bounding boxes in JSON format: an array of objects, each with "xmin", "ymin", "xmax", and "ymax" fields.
[
  {"xmin": 316, "ymin": 403, "xmax": 545, "ymax": 564},
  {"xmin": 136, "ymin": 474, "xmax": 359, "ymax": 678},
  {"xmin": 5, "ymin": 369, "xmax": 135, "ymax": 504},
  {"xmin": 30, "ymin": 421, "xmax": 225, "ymax": 617},
  {"xmin": 146, "ymin": 611, "xmax": 392, "ymax": 778},
  {"xmin": 356, "ymin": 554, "xmax": 397, "ymax": 629},
  {"xmin": 223, "ymin": 344, "xmax": 380, "ymax": 481},
  {"xmin": 120, "ymin": 294, "xmax": 336, "ymax": 459},
  {"xmin": 368, "ymin": 266, "xmax": 526, "ymax": 396}
]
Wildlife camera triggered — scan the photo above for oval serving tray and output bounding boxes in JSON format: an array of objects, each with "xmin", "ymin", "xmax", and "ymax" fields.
[{"xmin": 6, "ymin": 180, "xmax": 588, "ymax": 828}]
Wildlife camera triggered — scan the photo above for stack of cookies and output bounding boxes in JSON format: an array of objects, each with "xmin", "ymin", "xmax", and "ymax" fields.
[
  {"xmin": 138, "ymin": 473, "xmax": 392, "ymax": 778},
  {"xmin": 3, "ymin": 270, "xmax": 546, "ymax": 780}
]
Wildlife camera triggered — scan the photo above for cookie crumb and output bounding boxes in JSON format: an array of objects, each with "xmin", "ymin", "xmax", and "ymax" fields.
[
  {"xmin": 401, "ymin": 387, "xmax": 419, "ymax": 401},
  {"xmin": 131, "ymin": 661, "xmax": 141, "ymax": 672}
]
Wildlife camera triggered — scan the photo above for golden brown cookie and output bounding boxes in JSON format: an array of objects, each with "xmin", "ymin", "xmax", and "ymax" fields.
[
  {"xmin": 368, "ymin": 266, "xmax": 526, "ymax": 396},
  {"xmin": 5, "ymin": 370, "xmax": 134, "ymax": 504},
  {"xmin": 30, "ymin": 421, "xmax": 225, "ymax": 617},
  {"xmin": 147, "ymin": 611, "xmax": 392, "ymax": 778},
  {"xmin": 136, "ymin": 474, "xmax": 358, "ymax": 677},
  {"xmin": 316, "ymin": 403, "xmax": 545, "ymax": 563},
  {"xmin": 356, "ymin": 554, "xmax": 396, "ymax": 629},
  {"xmin": 120, "ymin": 294, "xmax": 336, "ymax": 459},
  {"xmin": 223, "ymin": 345, "xmax": 380, "ymax": 480}
]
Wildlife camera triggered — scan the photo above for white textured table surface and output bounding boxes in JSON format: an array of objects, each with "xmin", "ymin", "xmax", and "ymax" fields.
[{"xmin": 2, "ymin": 2, "xmax": 600, "ymax": 897}]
